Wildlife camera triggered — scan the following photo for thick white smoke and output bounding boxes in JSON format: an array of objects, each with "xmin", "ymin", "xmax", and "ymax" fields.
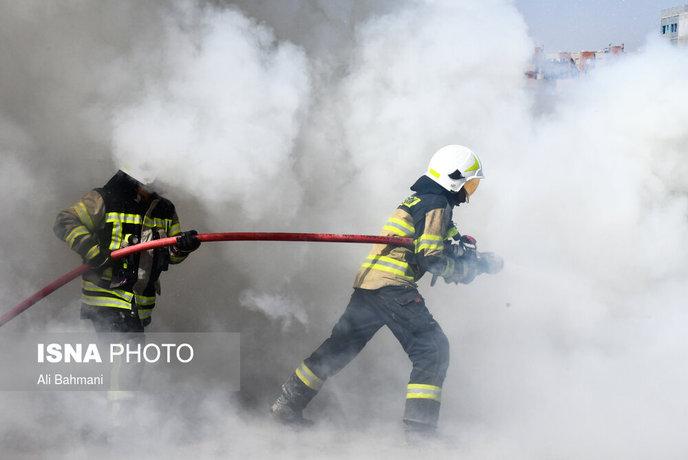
[
  {"xmin": 338, "ymin": 0, "xmax": 531, "ymax": 215},
  {"xmin": 112, "ymin": 7, "xmax": 311, "ymax": 222},
  {"xmin": 460, "ymin": 36, "xmax": 688, "ymax": 458},
  {"xmin": 2, "ymin": 0, "xmax": 688, "ymax": 458},
  {"xmin": 0, "ymin": 122, "xmax": 38, "ymax": 306},
  {"xmin": 240, "ymin": 289, "xmax": 309, "ymax": 329}
]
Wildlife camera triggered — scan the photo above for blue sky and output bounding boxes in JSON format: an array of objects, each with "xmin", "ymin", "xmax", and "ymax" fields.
[{"xmin": 515, "ymin": 0, "xmax": 680, "ymax": 51}]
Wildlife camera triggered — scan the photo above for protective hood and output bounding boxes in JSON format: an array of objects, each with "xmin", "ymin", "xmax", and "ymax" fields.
[
  {"xmin": 103, "ymin": 170, "xmax": 141, "ymax": 197},
  {"xmin": 410, "ymin": 175, "xmax": 467, "ymax": 206}
]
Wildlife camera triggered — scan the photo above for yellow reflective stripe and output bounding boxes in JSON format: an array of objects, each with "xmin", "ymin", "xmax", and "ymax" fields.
[
  {"xmin": 106, "ymin": 212, "xmax": 142, "ymax": 224},
  {"xmin": 169, "ymin": 225, "xmax": 181, "ymax": 236},
  {"xmin": 82, "ymin": 282, "xmax": 153, "ymax": 316},
  {"xmin": 295, "ymin": 362, "xmax": 323, "ymax": 390},
  {"xmin": 135, "ymin": 294, "xmax": 156, "ymax": 306},
  {"xmin": 84, "ymin": 245, "xmax": 100, "ymax": 261},
  {"xmin": 143, "ymin": 216, "xmax": 172, "ymax": 229},
  {"xmin": 82, "ymin": 281, "xmax": 134, "ymax": 302},
  {"xmin": 106, "ymin": 213, "xmax": 142, "ymax": 250},
  {"xmin": 416, "ymin": 242, "xmax": 444, "ymax": 252},
  {"xmin": 465, "ymin": 155, "xmax": 480, "ymax": 172},
  {"xmin": 65, "ymin": 225, "xmax": 90, "ymax": 248},
  {"xmin": 109, "ymin": 221, "xmax": 122, "ymax": 250},
  {"xmin": 415, "ymin": 233, "xmax": 445, "ymax": 253},
  {"xmin": 170, "ymin": 253, "xmax": 187, "ymax": 264},
  {"xmin": 365, "ymin": 254, "xmax": 409, "ymax": 269},
  {"xmin": 418, "ymin": 234, "xmax": 443, "ymax": 241},
  {"xmin": 383, "ymin": 225, "xmax": 409, "ymax": 237},
  {"xmin": 361, "ymin": 263, "xmax": 414, "ymax": 280},
  {"xmin": 428, "ymin": 168, "xmax": 440, "ymax": 178},
  {"xmin": 406, "ymin": 383, "xmax": 442, "ymax": 401},
  {"xmin": 406, "ymin": 393, "xmax": 441, "ymax": 400},
  {"xmin": 383, "ymin": 217, "xmax": 415, "ymax": 236},
  {"xmin": 446, "ymin": 226, "xmax": 459, "ymax": 239},
  {"xmin": 118, "ymin": 233, "xmax": 136, "ymax": 250},
  {"xmin": 73, "ymin": 202, "xmax": 95, "ymax": 231},
  {"xmin": 81, "ymin": 295, "xmax": 132, "ymax": 310},
  {"xmin": 299, "ymin": 363, "xmax": 321, "ymax": 385},
  {"xmin": 143, "ymin": 216, "xmax": 158, "ymax": 227},
  {"xmin": 295, "ymin": 369, "xmax": 316, "ymax": 390},
  {"xmin": 389, "ymin": 217, "xmax": 414, "ymax": 232},
  {"xmin": 408, "ymin": 384, "xmax": 441, "ymax": 391},
  {"xmin": 362, "ymin": 254, "xmax": 414, "ymax": 280}
]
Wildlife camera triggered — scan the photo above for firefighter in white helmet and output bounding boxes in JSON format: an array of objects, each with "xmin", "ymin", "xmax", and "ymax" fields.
[{"xmin": 271, "ymin": 145, "xmax": 502, "ymax": 433}]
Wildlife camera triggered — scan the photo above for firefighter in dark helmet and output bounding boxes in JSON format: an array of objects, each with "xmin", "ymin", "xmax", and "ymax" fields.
[
  {"xmin": 53, "ymin": 169, "xmax": 201, "ymax": 332},
  {"xmin": 271, "ymin": 145, "xmax": 502, "ymax": 432}
]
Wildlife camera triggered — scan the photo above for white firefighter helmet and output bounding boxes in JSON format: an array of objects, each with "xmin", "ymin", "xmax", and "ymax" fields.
[{"xmin": 425, "ymin": 145, "xmax": 484, "ymax": 194}]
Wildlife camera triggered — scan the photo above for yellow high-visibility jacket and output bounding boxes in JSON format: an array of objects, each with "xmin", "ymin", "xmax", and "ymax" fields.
[
  {"xmin": 354, "ymin": 176, "xmax": 468, "ymax": 290},
  {"xmin": 54, "ymin": 171, "xmax": 188, "ymax": 323}
]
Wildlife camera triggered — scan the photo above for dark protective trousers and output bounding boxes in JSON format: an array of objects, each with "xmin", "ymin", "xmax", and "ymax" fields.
[
  {"xmin": 82, "ymin": 305, "xmax": 148, "ymax": 332},
  {"xmin": 82, "ymin": 306, "xmax": 145, "ymax": 394},
  {"xmin": 303, "ymin": 285, "xmax": 450, "ymax": 427}
]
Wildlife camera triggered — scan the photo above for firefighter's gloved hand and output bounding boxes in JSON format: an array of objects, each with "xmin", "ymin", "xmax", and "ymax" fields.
[
  {"xmin": 477, "ymin": 252, "xmax": 503, "ymax": 275},
  {"xmin": 88, "ymin": 251, "xmax": 111, "ymax": 271},
  {"xmin": 175, "ymin": 230, "xmax": 201, "ymax": 253},
  {"xmin": 443, "ymin": 256, "xmax": 479, "ymax": 284}
]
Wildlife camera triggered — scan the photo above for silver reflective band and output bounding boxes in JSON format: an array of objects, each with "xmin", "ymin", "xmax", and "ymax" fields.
[
  {"xmin": 295, "ymin": 361, "xmax": 323, "ymax": 391},
  {"xmin": 406, "ymin": 383, "xmax": 442, "ymax": 401}
]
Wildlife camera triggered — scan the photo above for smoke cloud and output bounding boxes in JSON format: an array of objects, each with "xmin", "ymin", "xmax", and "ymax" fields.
[
  {"xmin": 239, "ymin": 289, "xmax": 309, "ymax": 329},
  {"xmin": 112, "ymin": 6, "xmax": 311, "ymax": 222},
  {"xmin": 1, "ymin": 0, "xmax": 688, "ymax": 458}
]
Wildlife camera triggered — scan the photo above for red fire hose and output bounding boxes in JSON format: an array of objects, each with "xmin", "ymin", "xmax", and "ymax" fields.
[{"xmin": 0, "ymin": 232, "xmax": 413, "ymax": 328}]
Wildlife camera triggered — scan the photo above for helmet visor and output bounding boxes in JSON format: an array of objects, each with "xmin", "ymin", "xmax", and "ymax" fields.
[{"xmin": 463, "ymin": 178, "xmax": 480, "ymax": 196}]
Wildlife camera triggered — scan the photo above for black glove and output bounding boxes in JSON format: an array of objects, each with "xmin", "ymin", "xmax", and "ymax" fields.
[
  {"xmin": 87, "ymin": 250, "xmax": 111, "ymax": 271},
  {"xmin": 443, "ymin": 256, "xmax": 480, "ymax": 284},
  {"xmin": 175, "ymin": 230, "xmax": 201, "ymax": 253},
  {"xmin": 443, "ymin": 251, "xmax": 503, "ymax": 284}
]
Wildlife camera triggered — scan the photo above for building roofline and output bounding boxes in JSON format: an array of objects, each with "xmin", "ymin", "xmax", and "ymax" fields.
[{"xmin": 662, "ymin": 5, "xmax": 688, "ymax": 17}]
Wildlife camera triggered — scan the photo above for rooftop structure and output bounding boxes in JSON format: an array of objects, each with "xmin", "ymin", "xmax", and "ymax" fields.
[
  {"xmin": 526, "ymin": 44, "xmax": 624, "ymax": 81},
  {"xmin": 661, "ymin": 5, "xmax": 688, "ymax": 45}
]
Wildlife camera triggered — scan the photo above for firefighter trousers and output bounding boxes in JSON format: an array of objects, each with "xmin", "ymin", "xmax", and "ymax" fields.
[
  {"xmin": 302, "ymin": 285, "xmax": 450, "ymax": 427},
  {"xmin": 83, "ymin": 305, "xmax": 145, "ymax": 401}
]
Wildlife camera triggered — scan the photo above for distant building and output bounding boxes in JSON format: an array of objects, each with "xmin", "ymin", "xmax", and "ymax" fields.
[
  {"xmin": 526, "ymin": 48, "xmax": 578, "ymax": 80},
  {"xmin": 575, "ymin": 44, "xmax": 625, "ymax": 71},
  {"xmin": 526, "ymin": 44, "xmax": 624, "ymax": 80},
  {"xmin": 575, "ymin": 51, "xmax": 597, "ymax": 72},
  {"xmin": 661, "ymin": 5, "xmax": 688, "ymax": 45}
]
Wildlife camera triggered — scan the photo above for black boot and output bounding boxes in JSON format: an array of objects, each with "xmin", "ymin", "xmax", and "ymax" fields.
[
  {"xmin": 403, "ymin": 397, "xmax": 440, "ymax": 443},
  {"xmin": 270, "ymin": 373, "xmax": 318, "ymax": 426},
  {"xmin": 403, "ymin": 419, "xmax": 438, "ymax": 445}
]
